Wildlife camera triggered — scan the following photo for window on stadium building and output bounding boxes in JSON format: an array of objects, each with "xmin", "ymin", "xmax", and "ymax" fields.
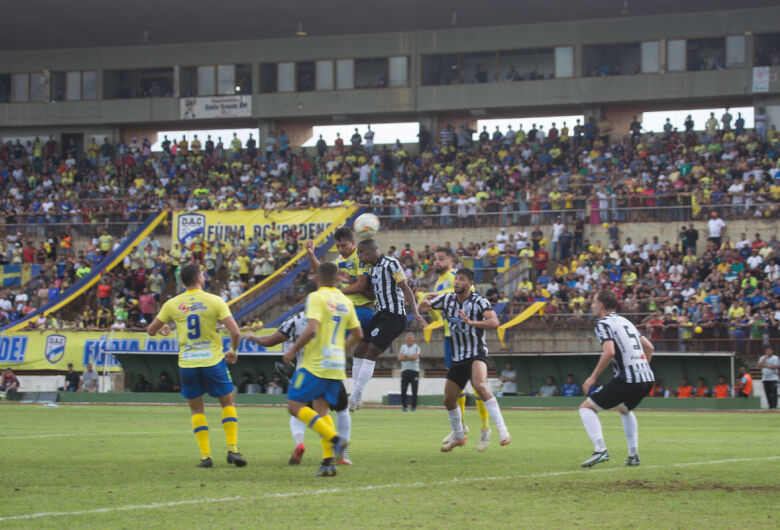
[
  {"xmin": 423, "ymin": 47, "xmax": 558, "ymax": 86},
  {"xmin": 686, "ymin": 37, "xmax": 726, "ymax": 71},
  {"xmin": 104, "ymin": 68, "xmax": 174, "ymax": 99},
  {"xmin": 754, "ymin": 32, "xmax": 780, "ymax": 66},
  {"xmin": 583, "ymin": 42, "xmax": 641, "ymax": 77},
  {"xmin": 296, "ymin": 61, "xmax": 315, "ymax": 91},
  {"xmin": 0, "ymin": 74, "xmax": 10, "ymax": 103},
  {"xmin": 259, "ymin": 63, "xmax": 278, "ymax": 93},
  {"xmin": 355, "ymin": 57, "xmax": 389, "ymax": 88}
]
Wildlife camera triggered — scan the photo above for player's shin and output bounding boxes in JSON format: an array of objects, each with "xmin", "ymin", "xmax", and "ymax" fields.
[
  {"xmin": 483, "ymin": 397, "xmax": 507, "ymax": 433},
  {"xmin": 447, "ymin": 406, "xmax": 465, "ymax": 438},
  {"xmin": 620, "ymin": 410, "xmax": 638, "ymax": 456},
  {"xmin": 221, "ymin": 406, "xmax": 238, "ymax": 453},
  {"xmin": 297, "ymin": 406, "xmax": 338, "ymax": 440},
  {"xmin": 474, "ymin": 391, "xmax": 490, "ymax": 430},
  {"xmin": 351, "ymin": 358, "xmax": 376, "ymax": 401},
  {"xmin": 336, "ymin": 409, "xmax": 351, "ymax": 442},
  {"xmin": 579, "ymin": 407, "xmax": 606, "ymax": 451},
  {"xmin": 191, "ymin": 413, "xmax": 211, "ymax": 459},
  {"xmin": 290, "ymin": 416, "xmax": 306, "ymax": 445}
]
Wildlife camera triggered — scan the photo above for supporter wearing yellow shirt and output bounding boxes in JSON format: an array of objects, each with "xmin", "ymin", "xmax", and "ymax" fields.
[
  {"xmin": 191, "ymin": 136, "xmax": 202, "ymax": 155},
  {"xmin": 237, "ymin": 252, "xmax": 251, "ymax": 281},
  {"xmin": 727, "ymin": 305, "xmax": 745, "ymax": 320},
  {"xmin": 517, "ymin": 280, "xmax": 533, "ymax": 293}
]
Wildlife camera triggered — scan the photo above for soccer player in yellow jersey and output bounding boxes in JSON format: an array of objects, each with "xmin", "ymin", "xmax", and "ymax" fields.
[
  {"xmin": 427, "ymin": 247, "xmax": 493, "ymax": 451},
  {"xmin": 305, "ymin": 226, "xmax": 374, "ymax": 327},
  {"xmin": 147, "ymin": 264, "xmax": 245, "ymax": 468},
  {"xmin": 283, "ymin": 263, "xmax": 363, "ymax": 477}
]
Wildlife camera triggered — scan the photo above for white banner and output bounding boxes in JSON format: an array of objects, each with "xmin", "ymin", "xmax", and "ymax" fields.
[
  {"xmin": 752, "ymin": 66, "xmax": 770, "ymax": 93},
  {"xmin": 179, "ymin": 95, "xmax": 251, "ymax": 120}
]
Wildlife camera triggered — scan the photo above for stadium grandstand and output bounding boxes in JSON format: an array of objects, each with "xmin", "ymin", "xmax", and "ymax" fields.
[{"xmin": 2, "ymin": 0, "xmax": 780, "ymax": 525}]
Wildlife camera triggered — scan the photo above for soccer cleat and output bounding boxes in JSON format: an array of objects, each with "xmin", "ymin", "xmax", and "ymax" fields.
[
  {"xmin": 499, "ymin": 431, "xmax": 511, "ymax": 446},
  {"xmin": 315, "ymin": 459, "xmax": 337, "ymax": 477},
  {"xmin": 477, "ymin": 428, "xmax": 492, "ymax": 452},
  {"xmin": 402, "ymin": 408, "xmax": 408, "ymax": 412},
  {"xmin": 337, "ymin": 456, "xmax": 353, "ymax": 465},
  {"xmin": 331, "ymin": 436, "xmax": 349, "ymax": 459},
  {"xmin": 440, "ymin": 435, "xmax": 467, "ymax": 452},
  {"xmin": 442, "ymin": 424, "xmax": 469, "ymax": 445},
  {"xmin": 197, "ymin": 457, "xmax": 213, "ymax": 468},
  {"xmin": 227, "ymin": 451, "xmax": 247, "ymax": 467},
  {"xmin": 348, "ymin": 399, "xmax": 362, "ymax": 413},
  {"xmin": 625, "ymin": 454, "xmax": 641, "ymax": 466},
  {"xmin": 289, "ymin": 443, "xmax": 305, "ymax": 465},
  {"xmin": 580, "ymin": 450, "xmax": 610, "ymax": 468}
]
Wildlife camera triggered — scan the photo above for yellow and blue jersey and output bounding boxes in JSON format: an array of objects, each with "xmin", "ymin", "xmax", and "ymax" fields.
[
  {"xmin": 301, "ymin": 287, "xmax": 359, "ymax": 380},
  {"xmin": 157, "ymin": 288, "xmax": 231, "ymax": 368},
  {"xmin": 335, "ymin": 249, "xmax": 372, "ymax": 307}
]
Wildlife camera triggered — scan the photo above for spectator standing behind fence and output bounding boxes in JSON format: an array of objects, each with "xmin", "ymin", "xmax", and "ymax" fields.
[
  {"xmin": 397, "ymin": 333, "xmax": 420, "ymax": 412},
  {"xmin": 707, "ymin": 212, "xmax": 726, "ymax": 249},
  {"xmin": 758, "ymin": 347, "xmax": 779, "ymax": 409}
]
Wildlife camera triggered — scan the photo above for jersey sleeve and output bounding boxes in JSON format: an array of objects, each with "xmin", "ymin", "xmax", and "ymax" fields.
[
  {"xmin": 429, "ymin": 293, "xmax": 447, "ymax": 310},
  {"xmin": 214, "ymin": 295, "xmax": 232, "ymax": 321},
  {"xmin": 388, "ymin": 259, "xmax": 406, "ymax": 283},
  {"xmin": 304, "ymin": 293, "xmax": 324, "ymax": 323},
  {"xmin": 278, "ymin": 315, "xmax": 296, "ymax": 339},
  {"xmin": 594, "ymin": 322, "xmax": 613, "ymax": 344},
  {"xmin": 357, "ymin": 259, "xmax": 370, "ymax": 276},
  {"xmin": 475, "ymin": 296, "xmax": 492, "ymax": 317},
  {"xmin": 156, "ymin": 300, "xmax": 173, "ymax": 324}
]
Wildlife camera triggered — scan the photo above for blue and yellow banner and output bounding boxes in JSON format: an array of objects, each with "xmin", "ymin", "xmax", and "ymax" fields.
[
  {"xmin": 0, "ymin": 329, "xmax": 283, "ymax": 371},
  {"xmin": 0, "ymin": 264, "xmax": 42, "ymax": 287},
  {"xmin": 172, "ymin": 207, "xmax": 355, "ymax": 245}
]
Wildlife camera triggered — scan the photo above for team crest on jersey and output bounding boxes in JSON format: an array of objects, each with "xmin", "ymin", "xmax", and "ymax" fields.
[
  {"xmin": 326, "ymin": 300, "xmax": 349, "ymax": 314},
  {"xmin": 179, "ymin": 301, "xmax": 207, "ymax": 313},
  {"xmin": 44, "ymin": 334, "xmax": 67, "ymax": 364}
]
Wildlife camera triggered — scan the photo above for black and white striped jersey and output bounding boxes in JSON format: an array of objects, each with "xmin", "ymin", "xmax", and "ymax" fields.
[
  {"xmin": 278, "ymin": 310, "xmax": 307, "ymax": 365},
  {"xmin": 369, "ymin": 255, "xmax": 407, "ymax": 315},
  {"xmin": 430, "ymin": 292, "xmax": 493, "ymax": 364},
  {"xmin": 594, "ymin": 312, "xmax": 654, "ymax": 383}
]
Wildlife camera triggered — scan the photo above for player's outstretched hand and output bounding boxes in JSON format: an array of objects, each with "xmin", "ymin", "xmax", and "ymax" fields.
[
  {"xmin": 225, "ymin": 349, "xmax": 238, "ymax": 364},
  {"xmin": 159, "ymin": 324, "xmax": 171, "ymax": 336},
  {"xmin": 305, "ymin": 240, "xmax": 315, "ymax": 253}
]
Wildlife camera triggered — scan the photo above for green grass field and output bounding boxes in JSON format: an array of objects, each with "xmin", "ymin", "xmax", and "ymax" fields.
[{"xmin": 0, "ymin": 404, "xmax": 778, "ymax": 528}]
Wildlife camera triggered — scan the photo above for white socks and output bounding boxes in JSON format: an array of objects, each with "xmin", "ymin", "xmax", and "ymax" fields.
[
  {"xmin": 447, "ymin": 406, "xmax": 465, "ymax": 438},
  {"xmin": 620, "ymin": 411, "xmax": 638, "ymax": 456},
  {"xmin": 579, "ymin": 408, "xmax": 606, "ymax": 452},
  {"xmin": 483, "ymin": 397, "xmax": 508, "ymax": 434},
  {"xmin": 337, "ymin": 408, "xmax": 351, "ymax": 442},
  {"xmin": 351, "ymin": 359, "xmax": 375, "ymax": 402},
  {"xmin": 351, "ymin": 357, "xmax": 364, "ymax": 384},
  {"xmin": 289, "ymin": 416, "xmax": 306, "ymax": 445}
]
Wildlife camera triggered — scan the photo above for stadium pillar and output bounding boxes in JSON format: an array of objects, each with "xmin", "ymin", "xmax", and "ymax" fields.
[{"xmin": 257, "ymin": 119, "xmax": 276, "ymax": 149}]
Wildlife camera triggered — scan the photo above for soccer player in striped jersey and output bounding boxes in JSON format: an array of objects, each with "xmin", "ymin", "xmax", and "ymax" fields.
[
  {"xmin": 283, "ymin": 263, "xmax": 363, "ymax": 476},
  {"xmin": 579, "ymin": 290, "xmax": 655, "ymax": 468},
  {"xmin": 430, "ymin": 247, "xmax": 492, "ymax": 451},
  {"xmin": 419, "ymin": 268, "xmax": 510, "ymax": 452},
  {"xmin": 147, "ymin": 264, "xmax": 245, "ymax": 468},
  {"xmin": 349, "ymin": 239, "xmax": 427, "ymax": 411},
  {"xmin": 242, "ymin": 283, "xmax": 353, "ymax": 466}
]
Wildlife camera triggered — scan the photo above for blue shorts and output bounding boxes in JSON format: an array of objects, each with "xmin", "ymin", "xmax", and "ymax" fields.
[
  {"xmin": 287, "ymin": 368, "xmax": 342, "ymax": 406},
  {"xmin": 444, "ymin": 337, "xmax": 453, "ymax": 369},
  {"xmin": 355, "ymin": 306, "xmax": 375, "ymax": 328},
  {"xmin": 179, "ymin": 359, "xmax": 234, "ymax": 399}
]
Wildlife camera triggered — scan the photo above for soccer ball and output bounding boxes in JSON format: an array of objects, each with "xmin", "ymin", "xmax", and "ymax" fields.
[{"xmin": 353, "ymin": 213, "xmax": 380, "ymax": 239}]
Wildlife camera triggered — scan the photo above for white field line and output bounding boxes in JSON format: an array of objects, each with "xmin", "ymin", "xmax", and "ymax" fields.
[{"xmin": 0, "ymin": 455, "xmax": 777, "ymax": 522}]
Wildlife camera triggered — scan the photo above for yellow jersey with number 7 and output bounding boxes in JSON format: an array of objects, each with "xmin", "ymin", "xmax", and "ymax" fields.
[
  {"xmin": 156, "ymin": 288, "xmax": 232, "ymax": 368},
  {"xmin": 302, "ymin": 286, "xmax": 359, "ymax": 380}
]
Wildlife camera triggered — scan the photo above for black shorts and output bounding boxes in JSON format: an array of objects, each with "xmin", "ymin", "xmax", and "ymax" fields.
[
  {"xmin": 590, "ymin": 379, "xmax": 653, "ymax": 411},
  {"xmin": 446, "ymin": 357, "xmax": 488, "ymax": 390},
  {"xmin": 307, "ymin": 381, "xmax": 348, "ymax": 412},
  {"xmin": 361, "ymin": 311, "xmax": 407, "ymax": 352}
]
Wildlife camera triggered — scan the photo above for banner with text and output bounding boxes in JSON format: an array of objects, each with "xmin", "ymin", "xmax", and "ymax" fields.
[
  {"xmin": 0, "ymin": 330, "xmax": 283, "ymax": 371},
  {"xmin": 179, "ymin": 95, "xmax": 251, "ymax": 120},
  {"xmin": 173, "ymin": 207, "xmax": 353, "ymax": 245}
]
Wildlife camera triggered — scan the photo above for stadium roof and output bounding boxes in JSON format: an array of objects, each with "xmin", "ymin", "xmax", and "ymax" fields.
[{"xmin": 1, "ymin": 0, "xmax": 777, "ymax": 51}]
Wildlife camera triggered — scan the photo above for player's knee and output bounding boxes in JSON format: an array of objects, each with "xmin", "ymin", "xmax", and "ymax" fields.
[
  {"xmin": 579, "ymin": 400, "xmax": 596, "ymax": 411},
  {"xmin": 617, "ymin": 404, "xmax": 629, "ymax": 415}
]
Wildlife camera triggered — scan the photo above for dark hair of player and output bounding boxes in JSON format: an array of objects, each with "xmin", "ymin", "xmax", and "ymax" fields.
[
  {"xmin": 357, "ymin": 238, "xmax": 378, "ymax": 250},
  {"xmin": 596, "ymin": 289, "xmax": 618, "ymax": 311},
  {"xmin": 318, "ymin": 262, "xmax": 339, "ymax": 286},
  {"xmin": 180, "ymin": 264, "xmax": 201, "ymax": 287},
  {"xmin": 434, "ymin": 246, "xmax": 453, "ymax": 257},
  {"xmin": 334, "ymin": 227, "xmax": 354, "ymax": 242},
  {"xmin": 456, "ymin": 268, "xmax": 475, "ymax": 282}
]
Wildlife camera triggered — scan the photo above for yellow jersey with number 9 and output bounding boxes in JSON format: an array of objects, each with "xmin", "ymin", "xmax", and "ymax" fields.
[
  {"xmin": 335, "ymin": 249, "xmax": 372, "ymax": 307},
  {"xmin": 157, "ymin": 288, "xmax": 231, "ymax": 368},
  {"xmin": 302, "ymin": 287, "xmax": 359, "ymax": 380}
]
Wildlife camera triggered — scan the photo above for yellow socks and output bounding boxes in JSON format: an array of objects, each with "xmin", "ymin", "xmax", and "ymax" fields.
[
  {"xmin": 457, "ymin": 393, "xmax": 466, "ymax": 416},
  {"xmin": 474, "ymin": 391, "xmax": 490, "ymax": 430},
  {"xmin": 296, "ymin": 406, "xmax": 338, "ymax": 441},
  {"xmin": 191, "ymin": 413, "xmax": 211, "ymax": 459},
  {"xmin": 221, "ymin": 406, "xmax": 238, "ymax": 453},
  {"xmin": 319, "ymin": 415, "xmax": 336, "ymax": 459}
]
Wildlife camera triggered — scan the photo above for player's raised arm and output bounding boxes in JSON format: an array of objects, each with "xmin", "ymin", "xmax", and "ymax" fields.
[
  {"xmin": 305, "ymin": 239, "xmax": 321, "ymax": 274},
  {"xmin": 399, "ymin": 278, "xmax": 427, "ymax": 327},
  {"xmin": 340, "ymin": 272, "xmax": 368, "ymax": 295},
  {"xmin": 283, "ymin": 317, "xmax": 319, "ymax": 364},
  {"xmin": 242, "ymin": 330, "xmax": 288, "ymax": 347}
]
